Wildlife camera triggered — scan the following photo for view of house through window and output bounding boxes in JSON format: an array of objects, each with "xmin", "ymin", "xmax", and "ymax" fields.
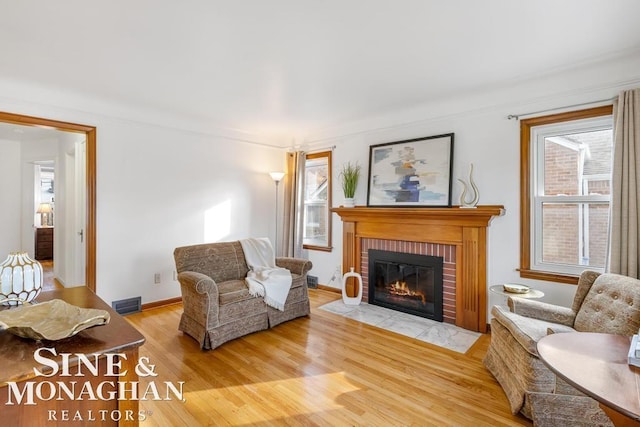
[
  {"xmin": 520, "ymin": 106, "xmax": 613, "ymax": 282},
  {"xmin": 303, "ymin": 151, "xmax": 332, "ymax": 251}
]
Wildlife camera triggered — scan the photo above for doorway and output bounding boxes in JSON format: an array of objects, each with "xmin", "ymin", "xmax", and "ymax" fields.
[
  {"xmin": 33, "ymin": 160, "xmax": 55, "ymax": 290},
  {"xmin": 0, "ymin": 111, "xmax": 96, "ymax": 291}
]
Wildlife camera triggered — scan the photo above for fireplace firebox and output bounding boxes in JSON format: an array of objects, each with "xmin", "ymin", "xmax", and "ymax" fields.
[{"xmin": 368, "ymin": 249, "xmax": 443, "ymax": 321}]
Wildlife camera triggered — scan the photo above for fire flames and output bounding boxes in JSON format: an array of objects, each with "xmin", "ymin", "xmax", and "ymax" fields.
[{"xmin": 387, "ymin": 281, "xmax": 426, "ymax": 304}]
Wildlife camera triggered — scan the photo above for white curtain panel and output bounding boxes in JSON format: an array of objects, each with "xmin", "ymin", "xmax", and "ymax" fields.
[{"xmin": 609, "ymin": 88, "xmax": 640, "ymax": 277}]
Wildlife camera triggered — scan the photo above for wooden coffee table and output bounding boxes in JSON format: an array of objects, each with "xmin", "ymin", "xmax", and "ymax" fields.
[
  {"xmin": 0, "ymin": 287, "xmax": 146, "ymax": 426},
  {"xmin": 537, "ymin": 332, "xmax": 640, "ymax": 426}
]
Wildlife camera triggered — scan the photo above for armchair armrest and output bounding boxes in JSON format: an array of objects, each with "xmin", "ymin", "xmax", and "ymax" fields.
[
  {"xmin": 178, "ymin": 271, "xmax": 218, "ymax": 294},
  {"xmin": 508, "ymin": 297, "xmax": 576, "ymax": 327},
  {"xmin": 276, "ymin": 257, "xmax": 313, "ymax": 276},
  {"xmin": 177, "ymin": 271, "xmax": 219, "ymax": 328}
]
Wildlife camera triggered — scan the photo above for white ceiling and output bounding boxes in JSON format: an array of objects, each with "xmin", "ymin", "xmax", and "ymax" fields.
[
  {"xmin": 0, "ymin": 122, "xmax": 64, "ymax": 142},
  {"xmin": 1, "ymin": 0, "xmax": 640, "ymax": 145}
]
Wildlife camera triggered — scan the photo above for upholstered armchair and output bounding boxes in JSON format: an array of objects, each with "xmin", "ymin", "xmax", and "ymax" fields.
[
  {"xmin": 174, "ymin": 241, "xmax": 312, "ymax": 350},
  {"xmin": 484, "ymin": 270, "xmax": 640, "ymax": 426}
]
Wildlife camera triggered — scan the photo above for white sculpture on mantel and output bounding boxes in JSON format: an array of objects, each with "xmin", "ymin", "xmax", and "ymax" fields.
[{"xmin": 458, "ymin": 163, "xmax": 480, "ymax": 208}]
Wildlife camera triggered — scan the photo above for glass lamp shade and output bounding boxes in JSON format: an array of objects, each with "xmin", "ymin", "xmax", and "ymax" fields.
[
  {"xmin": 269, "ymin": 172, "xmax": 285, "ymax": 182},
  {"xmin": 0, "ymin": 252, "xmax": 43, "ymax": 306}
]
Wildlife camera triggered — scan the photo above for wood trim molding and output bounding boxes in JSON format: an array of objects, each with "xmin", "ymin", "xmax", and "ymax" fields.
[
  {"xmin": 317, "ymin": 284, "xmax": 341, "ymax": 293},
  {"xmin": 0, "ymin": 111, "xmax": 97, "ymax": 291},
  {"xmin": 332, "ymin": 205, "xmax": 504, "ymax": 332},
  {"xmin": 86, "ymin": 128, "xmax": 97, "ymax": 292},
  {"xmin": 141, "ymin": 296, "xmax": 183, "ymax": 311},
  {"xmin": 518, "ymin": 269, "xmax": 579, "ymax": 285},
  {"xmin": 519, "ymin": 105, "xmax": 612, "ymax": 284},
  {"xmin": 302, "ymin": 150, "xmax": 333, "ymax": 252}
]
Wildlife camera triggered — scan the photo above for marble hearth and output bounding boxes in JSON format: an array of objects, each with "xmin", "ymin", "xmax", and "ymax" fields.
[{"xmin": 333, "ymin": 206, "xmax": 504, "ymax": 333}]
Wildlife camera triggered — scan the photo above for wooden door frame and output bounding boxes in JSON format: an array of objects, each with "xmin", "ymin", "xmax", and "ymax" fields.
[{"xmin": 0, "ymin": 111, "xmax": 96, "ymax": 292}]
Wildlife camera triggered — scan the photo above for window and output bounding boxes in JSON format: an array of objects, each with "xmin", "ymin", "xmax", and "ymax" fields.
[
  {"xmin": 520, "ymin": 106, "xmax": 613, "ymax": 283},
  {"xmin": 303, "ymin": 151, "xmax": 332, "ymax": 251}
]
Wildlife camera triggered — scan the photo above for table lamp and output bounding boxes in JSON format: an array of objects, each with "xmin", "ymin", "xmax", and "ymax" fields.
[{"xmin": 37, "ymin": 202, "xmax": 53, "ymax": 226}]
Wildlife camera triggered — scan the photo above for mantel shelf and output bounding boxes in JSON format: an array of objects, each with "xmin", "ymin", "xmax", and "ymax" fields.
[{"xmin": 332, "ymin": 205, "xmax": 505, "ymax": 227}]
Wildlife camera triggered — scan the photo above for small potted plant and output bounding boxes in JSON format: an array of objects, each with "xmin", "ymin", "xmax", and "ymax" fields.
[{"xmin": 340, "ymin": 161, "xmax": 361, "ymax": 207}]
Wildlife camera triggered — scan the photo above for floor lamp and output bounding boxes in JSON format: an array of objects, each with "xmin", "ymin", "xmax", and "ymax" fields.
[{"xmin": 269, "ymin": 172, "xmax": 285, "ymax": 256}]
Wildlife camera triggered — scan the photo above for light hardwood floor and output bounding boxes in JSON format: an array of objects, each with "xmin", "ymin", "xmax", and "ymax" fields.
[
  {"xmin": 125, "ymin": 289, "xmax": 531, "ymax": 426},
  {"xmin": 40, "ymin": 260, "xmax": 63, "ymax": 291}
]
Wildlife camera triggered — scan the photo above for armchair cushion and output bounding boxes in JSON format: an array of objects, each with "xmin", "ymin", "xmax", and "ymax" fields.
[
  {"xmin": 508, "ymin": 297, "xmax": 576, "ymax": 327},
  {"xmin": 217, "ymin": 279, "xmax": 254, "ymax": 305},
  {"xmin": 574, "ymin": 273, "xmax": 640, "ymax": 334},
  {"xmin": 545, "ymin": 324, "xmax": 577, "ymax": 335},
  {"xmin": 492, "ymin": 305, "xmax": 575, "ymax": 356}
]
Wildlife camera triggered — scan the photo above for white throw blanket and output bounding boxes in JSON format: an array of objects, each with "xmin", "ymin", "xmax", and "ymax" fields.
[{"xmin": 240, "ymin": 238, "xmax": 292, "ymax": 311}]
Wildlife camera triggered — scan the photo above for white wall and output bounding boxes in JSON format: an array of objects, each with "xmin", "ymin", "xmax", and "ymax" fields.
[
  {"xmin": 95, "ymin": 117, "xmax": 282, "ymax": 305},
  {"xmin": 1, "ymin": 52, "xmax": 639, "ymax": 315},
  {"xmin": 0, "ymin": 100, "xmax": 285, "ymax": 307},
  {"xmin": 306, "ymin": 52, "xmax": 640, "ymax": 320}
]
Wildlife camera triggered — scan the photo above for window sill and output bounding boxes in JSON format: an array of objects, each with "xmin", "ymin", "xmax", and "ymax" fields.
[
  {"xmin": 303, "ymin": 244, "xmax": 332, "ymax": 253},
  {"xmin": 518, "ymin": 269, "xmax": 579, "ymax": 285}
]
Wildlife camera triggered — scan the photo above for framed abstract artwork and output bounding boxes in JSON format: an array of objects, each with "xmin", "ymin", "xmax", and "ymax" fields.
[{"xmin": 367, "ymin": 133, "xmax": 454, "ymax": 207}]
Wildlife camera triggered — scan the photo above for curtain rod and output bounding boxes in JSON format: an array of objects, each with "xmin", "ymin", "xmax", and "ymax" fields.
[
  {"xmin": 301, "ymin": 145, "xmax": 336, "ymax": 154},
  {"xmin": 507, "ymin": 97, "xmax": 616, "ymax": 120}
]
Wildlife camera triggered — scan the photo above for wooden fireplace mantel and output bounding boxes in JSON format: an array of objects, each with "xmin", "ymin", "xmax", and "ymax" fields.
[{"xmin": 332, "ymin": 205, "xmax": 505, "ymax": 332}]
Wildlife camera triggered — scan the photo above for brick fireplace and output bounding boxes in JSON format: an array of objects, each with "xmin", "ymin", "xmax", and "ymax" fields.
[
  {"xmin": 332, "ymin": 206, "xmax": 504, "ymax": 332},
  {"xmin": 362, "ymin": 239, "xmax": 456, "ymax": 324}
]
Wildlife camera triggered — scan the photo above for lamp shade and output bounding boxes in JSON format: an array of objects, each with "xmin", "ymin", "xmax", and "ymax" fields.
[
  {"xmin": 269, "ymin": 172, "xmax": 285, "ymax": 182},
  {"xmin": 0, "ymin": 252, "xmax": 43, "ymax": 306},
  {"xmin": 37, "ymin": 203, "xmax": 52, "ymax": 213}
]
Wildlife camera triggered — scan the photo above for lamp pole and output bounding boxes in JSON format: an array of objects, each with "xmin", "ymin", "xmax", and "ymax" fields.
[{"xmin": 269, "ymin": 172, "xmax": 285, "ymax": 256}]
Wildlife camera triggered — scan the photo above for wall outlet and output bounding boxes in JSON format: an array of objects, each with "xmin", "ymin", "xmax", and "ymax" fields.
[
  {"xmin": 329, "ymin": 266, "xmax": 343, "ymax": 285},
  {"xmin": 154, "ymin": 273, "xmax": 161, "ymax": 284}
]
